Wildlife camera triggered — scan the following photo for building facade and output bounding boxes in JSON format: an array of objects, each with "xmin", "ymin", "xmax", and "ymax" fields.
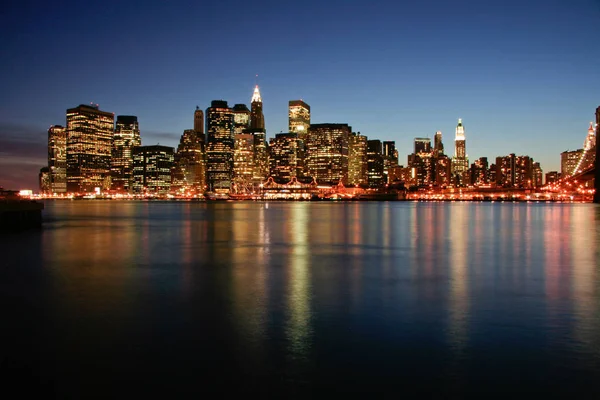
[
  {"xmin": 269, "ymin": 133, "xmax": 300, "ymax": 181},
  {"xmin": 560, "ymin": 149, "xmax": 583, "ymax": 177},
  {"xmin": 111, "ymin": 115, "xmax": 141, "ymax": 193},
  {"xmin": 206, "ymin": 100, "xmax": 235, "ymax": 192},
  {"xmin": 288, "ymin": 100, "xmax": 311, "ymax": 141},
  {"xmin": 132, "ymin": 145, "xmax": 174, "ymax": 195},
  {"xmin": 249, "ymin": 86, "xmax": 268, "ymax": 182},
  {"xmin": 66, "ymin": 104, "xmax": 114, "ymax": 193},
  {"xmin": 171, "ymin": 129, "xmax": 206, "ymax": 195},
  {"xmin": 367, "ymin": 140, "xmax": 385, "ymax": 188},
  {"xmin": 348, "ymin": 132, "xmax": 368, "ymax": 186},
  {"xmin": 48, "ymin": 125, "xmax": 67, "ymax": 193},
  {"xmin": 452, "ymin": 118, "xmax": 469, "ymax": 186},
  {"xmin": 306, "ymin": 123, "xmax": 350, "ymax": 185}
]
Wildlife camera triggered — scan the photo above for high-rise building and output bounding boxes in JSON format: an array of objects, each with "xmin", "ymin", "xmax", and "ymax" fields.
[
  {"xmin": 515, "ymin": 155, "xmax": 533, "ymax": 188},
  {"xmin": 470, "ymin": 157, "xmax": 489, "ymax": 186},
  {"xmin": 433, "ymin": 131, "xmax": 444, "ymax": 157},
  {"xmin": 249, "ymin": 86, "xmax": 268, "ymax": 182},
  {"xmin": 206, "ymin": 100, "xmax": 235, "ymax": 192},
  {"xmin": 111, "ymin": 115, "xmax": 141, "ymax": 193},
  {"xmin": 306, "ymin": 123, "xmax": 351, "ymax": 185},
  {"xmin": 532, "ymin": 162, "xmax": 543, "ymax": 187},
  {"xmin": 132, "ymin": 145, "xmax": 174, "ymax": 195},
  {"xmin": 66, "ymin": 104, "xmax": 114, "ymax": 193},
  {"xmin": 496, "ymin": 154, "xmax": 516, "ymax": 187},
  {"xmin": 288, "ymin": 100, "xmax": 310, "ymax": 141},
  {"xmin": 367, "ymin": 140, "xmax": 385, "ymax": 188},
  {"xmin": 382, "ymin": 141, "xmax": 398, "ymax": 183},
  {"xmin": 233, "ymin": 104, "xmax": 250, "ymax": 134},
  {"xmin": 545, "ymin": 171, "xmax": 560, "ymax": 185},
  {"xmin": 233, "ymin": 133, "xmax": 255, "ymax": 182},
  {"xmin": 561, "ymin": 149, "xmax": 583, "ymax": 177},
  {"xmin": 48, "ymin": 125, "xmax": 67, "ymax": 193},
  {"xmin": 414, "ymin": 138, "xmax": 431, "ymax": 154},
  {"xmin": 408, "ymin": 137, "xmax": 434, "ymax": 187},
  {"xmin": 452, "ymin": 118, "xmax": 469, "ymax": 186},
  {"xmin": 171, "ymin": 129, "xmax": 206, "ymax": 196},
  {"xmin": 194, "ymin": 106, "xmax": 204, "ymax": 135},
  {"xmin": 348, "ymin": 132, "xmax": 368, "ymax": 186},
  {"xmin": 269, "ymin": 133, "xmax": 300, "ymax": 181},
  {"xmin": 435, "ymin": 155, "xmax": 451, "ymax": 187},
  {"xmin": 39, "ymin": 167, "xmax": 51, "ymax": 193}
]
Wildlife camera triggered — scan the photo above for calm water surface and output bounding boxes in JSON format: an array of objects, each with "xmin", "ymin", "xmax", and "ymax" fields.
[{"xmin": 2, "ymin": 201, "xmax": 600, "ymax": 398}]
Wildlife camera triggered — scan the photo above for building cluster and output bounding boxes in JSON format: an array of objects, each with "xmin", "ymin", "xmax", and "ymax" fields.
[
  {"xmin": 39, "ymin": 87, "xmax": 598, "ymax": 196},
  {"xmin": 546, "ymin": 122, "xmax": 598, "ymax": 184}
]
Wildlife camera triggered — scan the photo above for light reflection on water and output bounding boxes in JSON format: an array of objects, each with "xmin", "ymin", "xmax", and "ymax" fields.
[{"xmin": 2, "ymin": 201, "xmax": 600, "ymax": 397}]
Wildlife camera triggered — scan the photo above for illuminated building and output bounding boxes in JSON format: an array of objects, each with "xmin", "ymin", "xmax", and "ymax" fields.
[
  {"xmin": 233, "ymin": 133, "xmax": 254, "ymax": 181},
  {"xmin": 206, "ymin": 100, "xmax": 234, "ymax": 192},
  {"xmin": 288, "ymin": 100, "xmax": 310, "ymax": 141},
  {"xmin": 111, "ymin": 115, "xmax": 141, "ymax": 193},
  {"xmin": 348, "ymin": 132, "xmax": 368, "ymax": 186},
  {"xmin": 233, "ymin": 104, "xmax": 250, "ymax": 134},
  {"xmin": 470, "ymin": 157, "xmax": 488, "ymax": 186},
  {"xmin": 48, "ymin": 125, "xmax": 67, "ymax": 193},
  {"xmin": 382, "ymin": 141, "xmax": 398, "ymax": 183},
  {"xmin": 388, "ymin": 165, "xmax": 412, "ymax": 185},
  {"xmin": 433, "ymin": 131, "xmax": 444, "ymax": 156},
  {"xmin": 560, "ymin": 149, "xmax": 583, "ymax": 177},
  {"xmin": 306, "ymin": 123, "xmax": 350, "ymax": 185},
  {"xmin": 408, "ymin": 137, "xmax": 433, "ymax": 187},
  {"xmin": 532, "ymin": 162, "xmax": 543, "ymax": 187},
  {"xmin": 515, "ymin": 156, "xmax": 533, "ymax": 188},
  {"xmin": 435, "ymin": 155, "xmax": 451, "ymax": 186},
  {"xmin": 595, "ymin": 106, "xmax": 600, "ymax": 203},
  {"xmin": 171, "ymin": 129, "xmax": 206, "ymax": 195},
  {"xmin": 66, "ymin": 104, "xmax": 114, "ymax": 193},
  {"xmin": 495, "ymin": 154, "xmax": 534, "ymax": 188},
  {"xmin": 132, "ymin": 145, "xmax": 174, "ymax": 195},
  {"xmin": 39, "ymin": 167, "xmax": 51, "ymax": 193},
  {"xmin": 249, "ymin": 86, "xmax": 268, "ymax": 182},
  {"xmin": 367, "ymin": 140, "xmax": 385, "ymax": 187},
  {"xmin": 269, "ymin": 133, "xmax": 300, "ymax": 181},
  {"xmin": 194, "ymin": 106, "xmax": 204, "ymax": 135},
  {"xmin": 545, "ymin": 171, "xmax": 560, "ymax": 184},
  {"xmin": 452, "ymin": 118, "xmax": 469, "ymax": 186}
]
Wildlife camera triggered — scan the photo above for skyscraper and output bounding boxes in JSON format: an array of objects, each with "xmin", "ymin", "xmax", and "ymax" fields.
[
  {"xmin": 367, "ymin": 140, "xmax": 385, "ymax": 187},
  {"xmin": 132, "ymin": 145, "xmax": 174, "ymax": 195},
  {"xmin": 288, "ymin": 100, "xmax": 310, "ymax": 141},
  {"xmin": 306, "ymin": 123, "xmax": 351, "ymax": 185},
  {"xmin": 269, "ymin": 133, "xmax": 300, "ymax": 181},
  {"xmin": 409, "ymin": 138, "xmax": 434, "ymax": 187},
  {"xmin": 249, "ymin": 86, "xmax": 268, "ymax": 181},
  {"xmin": 205, "ymin": 100, "xmax": 235, "ymax": 192},
  {"xmin": 414, "ymin": 138, "xmax": 432, "ymax": 154},
  {"xmin": 433, "ymin": 131, "xmax": 444, "ymax": 156},
  {"xmin": 194, "ymin": 106, "xmax": 204, "ymax": 135},
  {"xmin": 66, "ymin": 104, "xmax": 114, "ymax": 193},
  {"xmin": 232, "ymin": 104, "xmax": 254, "ymax": 185},
  {"xmin": 48, "ymin": 125, "xmax": 67, "ymax": 193},
  {"xmin": 171, "ymin": 129, "xmax": 206, "ymax": 195},
  {"xmin": 452, "ymin": 118, "xmax": 469, "ymax": 186},
  {"xmin": 348, "ymin": 132, "xmax": 368, "ymax": 186},
  {"xmin": 111, "ymin": 115, "xmax": 141, "ymax": 193},
  {"xmin": 232, "ymin": 104, "xmax": 250, "ymax": 134}
]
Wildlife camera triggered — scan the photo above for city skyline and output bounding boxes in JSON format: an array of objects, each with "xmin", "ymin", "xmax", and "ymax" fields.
[{"xmin": 1, "ymin": 0, "xmax": 600, "ymax": 189}]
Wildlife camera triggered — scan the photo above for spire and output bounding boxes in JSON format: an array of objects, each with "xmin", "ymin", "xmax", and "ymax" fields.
[
  {"xmin": 252, "ymin": 85, "xmax": 262, "ymax": 103},
  {"xmin": 589, "ymin": 122, "xmax": 595, "ymax": 135},
  {"xmin": 455, "ymin": 118, "xmax": 465, "ymax": 140}
]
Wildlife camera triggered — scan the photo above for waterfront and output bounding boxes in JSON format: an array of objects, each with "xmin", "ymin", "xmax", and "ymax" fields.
[{"xmin": 2, "ymin": 201, "xmax": 600, "ymax": 397}]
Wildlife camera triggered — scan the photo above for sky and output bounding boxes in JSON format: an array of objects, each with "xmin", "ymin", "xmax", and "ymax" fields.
[{"xmin": 1, "ymin": 0, "xmax": 599, "ymax": 189}]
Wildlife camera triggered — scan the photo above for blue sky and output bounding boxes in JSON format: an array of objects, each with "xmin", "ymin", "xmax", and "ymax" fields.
[{"xmin": 1, "ymin": 0, "xmax": 599, "ymax": 189}]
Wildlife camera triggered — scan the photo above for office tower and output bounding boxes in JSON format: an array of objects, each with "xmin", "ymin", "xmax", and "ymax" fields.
[
  {"xmin": 205, "ymin": 100, "xmax": 235, "ymax": 192},
  {"xmin": 470, "ymin": 157, "xmax": 489, "ymax": 186},
  {"xmin": 560, "ymin": 150, "xmax": 583, "ymax": 177},
  {"xmin": 132, "ymin": 145, "xmax": 174, "ymax": 195},
  {"xmin": 367, "ymin": 140, "xmax": 385, "ymax": 187},
  {"xmin": 171, "ymin": 129, "xmax": 206, "ymax": 195},
  {"xmin": 306, "ymin": 123, "xmax": 351, "ymax": 185},
  {"xmin": 348, "ymin": 132, "xmax": 368, "ymax": 186},
  {"xmin": 233, "ymin": 132, "xmax": 255, "ymax": 182},
  {"xmin": 289, "ymin": 100, "xmax": 310, "ymax": 141},
  {"xmin": 414, "ymin": 138, "xmax": 431, "ymax": 154},
  {"xmin": 514, "ymin": 155, "xmax": 533, "ymax": 188},
  {"xmin": 66, "ymin": 104, "xmax": 114, "ymax": 193},
  {"xmin": 495, "ymin": 154, "xmax": 534, "ymax": 188},
  {"xmin": 48, "ymin": 125, "xmax": 67, "ymax": 193},
  {"xmin": 233, "ymin": 104, "xmax": 250, "ymax": 134},
  {"xmin": 532, "ymin": 162, "xmax": 543, "ymax": 187},
  {"xmin": 435, "ymin": 155, "xmax": 452, "ymax": 186},
  {"xmin": 545, "ymin": 171, "xmax": 560, "ymax": 184},
  {"xmin": 433, "ymin": 131, "xmax": 444, "ymax": 156},
  {"xmin": 194, "ymin": 106, "xmax": 204, "ymax": 135},
  {"xmin": 269, "ymin": 133, "xmax": 300, "ymax": 181},
  {"xmin": 39, "ymin": 167, "xmax": 51, "ymax": 193},
  {"xmin": 452, "ymin": 118, "xmax": 469, "ymax": 186},
  {"xmin": 382, "ymin": 141, "xmax": 398, "ymax": 183},
  {"xmin": 249, "ymin": 86, "xmax": 268, "ymax": 181},
  {"xmin": 111, "ymin": 115, "xmax": 141, "ymax": 193}
]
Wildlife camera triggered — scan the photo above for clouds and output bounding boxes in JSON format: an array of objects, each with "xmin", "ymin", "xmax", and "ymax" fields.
[{"xmin": 0, "ymin": 122, "xmax": 47, "ymax": 189}]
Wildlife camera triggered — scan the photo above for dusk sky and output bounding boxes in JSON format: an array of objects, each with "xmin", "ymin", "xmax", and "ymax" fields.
[{"xmin": 1, "ymin": 0, "xmax": 599, "ymax": 189}]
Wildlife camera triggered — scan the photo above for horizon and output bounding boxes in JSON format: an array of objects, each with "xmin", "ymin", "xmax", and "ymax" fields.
[{"xmin": 1, "ymin": 0, "xmax": 600, "ymax": 189}]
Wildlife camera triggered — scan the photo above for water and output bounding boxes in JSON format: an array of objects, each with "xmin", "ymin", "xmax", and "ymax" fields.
[{"xmin": 2, "ymin": 201, "xmax": 600, "ymax": 398}]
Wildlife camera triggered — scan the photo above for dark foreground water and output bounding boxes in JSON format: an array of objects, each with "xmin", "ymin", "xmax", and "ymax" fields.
[{"xmin": 1, "ymin": 201, "xmax": 600, "ymax": 398}]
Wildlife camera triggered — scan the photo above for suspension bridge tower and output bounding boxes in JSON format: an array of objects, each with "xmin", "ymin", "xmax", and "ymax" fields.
[{"xmin": 594, "ymin": 106, "xmax": 600, "ymax": 203}]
